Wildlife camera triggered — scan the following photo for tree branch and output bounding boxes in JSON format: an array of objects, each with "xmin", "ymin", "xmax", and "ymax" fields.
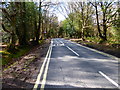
[{"xmin": 1, "ymin": 23, "xmax": 12, "ymax": 34}]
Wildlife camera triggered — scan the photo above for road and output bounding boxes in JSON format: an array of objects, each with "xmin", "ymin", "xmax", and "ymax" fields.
[{"xmin": 33, "ymin": 38, "xmax": 119, "ymax": 90}]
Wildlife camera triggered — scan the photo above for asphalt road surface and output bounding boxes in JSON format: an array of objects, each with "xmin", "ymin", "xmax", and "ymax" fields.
[{"xmin": 34, "ymin": 38, "xmax": 119, "ymax": 90}]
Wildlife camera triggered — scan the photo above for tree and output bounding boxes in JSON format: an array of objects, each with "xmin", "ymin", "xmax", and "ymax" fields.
[
  {"xmin": 90, "ymin": 1, "xmax": 117, "ymax": 42},
  {"xmin": 2, "ymin": 2, "xmax": 18, "ymax": 50},
  {"xmin": 59, "ymin": 2, "xmax": 94, "ymax": 39}
]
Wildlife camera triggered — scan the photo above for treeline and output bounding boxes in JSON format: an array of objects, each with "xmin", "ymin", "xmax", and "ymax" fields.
[
  {"xmin": 1, "ymin": 1, "xmax": 120, "ymax": 52},
  {"xmin": 58, "ymin": 1, "xmax": 120, "ymax": 43},
  {"xmin": 1, "ymin": 2, "xmax": 59, "ymax": 52}
]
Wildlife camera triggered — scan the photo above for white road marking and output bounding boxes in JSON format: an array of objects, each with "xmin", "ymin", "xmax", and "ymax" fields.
[
  {"xmin": 53, "ymin": 39, "xmax": 65, "ymax": 46},
  {"xmin": 74, "ymin": 42, "xmax": 120, "ymax": 61},
  {"xmin": 69, "ymin": 40, "xmax": 119, "ymax": 61},
  {"xmin": 66, "ymin": 46, "xmax": 79, "ymax": 56},
  {"xmin": 59, "ymin": 44, "xmax": 64, "ymax": 46},
  {"xmin": 59, "ymin": 40, "xmax": 65, "ymax": 45},
  {"xmin": 99, "ymin": 71, "xmax": 119, "ymax": 88},
  {"xmin": 40, "ymin": 41, "xmax": 53, "ymax": 90},
  {"xmin": 59, "ymin": 40, "xmax": 65, "ymax": 46},
  {"xmin": 55, "ymin": 40, "xmax": 59, "ymax": 44},
  {"xmin": 52, "ymin": 44, "xmax": 56, "ymax": 46},
  {"xmin": 33, "ymin": 40, "xmax": 52, "ymax": 90}
]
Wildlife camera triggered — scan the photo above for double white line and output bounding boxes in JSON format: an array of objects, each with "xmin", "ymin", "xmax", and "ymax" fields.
[{"xmin": 33, "ymin": 40, "xmax": 53, "ymax": 90}]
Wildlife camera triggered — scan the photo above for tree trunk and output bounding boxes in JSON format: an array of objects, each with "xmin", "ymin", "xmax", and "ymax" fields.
[
  {"xmin": 36, "ymin": 1, "xmax": 42, "ymax": 44},
  {"xmin": 17, "ymin": 2, "xmax": 28, "ymax": 46},
  {"xmin": 2, "ymin": 24, "xmax": 16, "ymax": 51},
  {"xmin": 102, "ymin": 8, "xmax": 107, "ymax": 41},
  {"xmin": 78, "ymin": 19, "xmax": 82, "ymax": 38},
  {"xmin": 7, "ymin": 33, "xmax": 16, "ymax": 52},
  {"xmin": 95, "ymin": 5, "xmax": 103, "ymax": 39},
  {"xmin": 81, "ymin": 2, "xmax": 85, "ymax": 41},
  {"xmin": 22, "ymin": 2, "xmax": 28, "ymax": 45}
]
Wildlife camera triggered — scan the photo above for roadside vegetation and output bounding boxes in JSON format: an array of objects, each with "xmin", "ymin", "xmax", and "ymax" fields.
[
  {"xmin": 59, "ymin": 2, "xmax": 120, "ymax": 43},
  {"xmin": 1, "ymin": 1, "xmax": 120, "ymax": 89},
  {"xmin": 1, "ymin": 1, "xmax": 59, "ymax": 67},
  {"xmin": 1, "ymin": 46, "xmax": 30, "ymax": 66},
  {"xmin": 58, "ymin": 1, "xmax": 120, "ymax": 57},
  {"xmin": 1, "ymin": 1, "xmax": 120, "ymax": 68}
]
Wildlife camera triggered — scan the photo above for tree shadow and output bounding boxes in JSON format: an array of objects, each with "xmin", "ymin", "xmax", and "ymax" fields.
[{"xmin": 2, "ymin": 78, "xmax": 34, "ymax": 90}]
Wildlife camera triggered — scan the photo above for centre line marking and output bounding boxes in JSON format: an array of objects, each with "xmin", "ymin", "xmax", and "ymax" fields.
[
  {"xmin": 66, "ymin": 46, "xmax": 79, "ymax": 56},
  {"xmin": 33, "ymin": 40, "xmax": 52, "ymax": 90},
  {"xmin": 40, "ymin": 41, "xmax": 53, "ymax": 90},
  {"xmin": 99, "ymin": 71, "xmax": 119, "ymax": 88}
]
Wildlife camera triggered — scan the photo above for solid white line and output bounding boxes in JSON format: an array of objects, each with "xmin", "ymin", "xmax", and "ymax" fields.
[
  {"xmin": 99, "ymin": 71, "xmax": 119, "ymax": 88},
  {"xmin": 40, "ymin": 41, "xmax": 53, "ymax": 90},
  {"xmin": 74, "ymin": 42, "xmax": 119, "ymax": 61},
  {"xmin": 33, "ymin": 41, "xmax": 51, "ymax": 90},
  {"xmin": 66, "ymin": 46, "xmax": 79, "ymax": 56}
]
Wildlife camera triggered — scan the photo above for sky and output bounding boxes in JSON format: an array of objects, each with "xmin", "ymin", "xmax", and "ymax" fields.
[
  {"xmin": 50, "ymin": 0, "xmax": 119, "ymax": 22},
  {"xmin": 54, "ymin": 2, "xmax": 67, "ymax": 22},
  {"xmin": 1, "ymin": 0, "xmax": 67, "ymax": 22},
  {"xmin": 45, "ymin": 1, "xmax": 68, "ymax": 22},
  {"xmin": 2, "ymin": 0, "xmax": 119, "ymax": 22},
  {"xmin": 57, "ymin": 13, "xmax": 66, "ymax": 22}
]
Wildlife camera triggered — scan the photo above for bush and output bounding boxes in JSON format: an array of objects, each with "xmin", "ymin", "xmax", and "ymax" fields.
[
  {"xmin": 1, "ymin": 46, "xmax": 30, "ymax": 66},
  {"xmin": 0, "ymin": 51, "xmax": 12, "ymax": 65}
]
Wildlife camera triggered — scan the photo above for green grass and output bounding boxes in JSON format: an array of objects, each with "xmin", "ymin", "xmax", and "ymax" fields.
[
  {"xmin": 39, "ymin": 40, "xmax": 44, "ymax": 44},
  {"xmin": 1, "ymin": 40, "xmax": 46, "ymax": 66},
  {"xmin": 85, "ymin": 37, "xmax": 120, "ymax": 44},
  {"xmin": 11, "ymin": 46, "xmax": 30, "ymax": 58},
  {"xmin": 85, "ymin": 37, "xmax": 101, "ymax": 43},
  {"xmin": 0, "ymin": 51, "xmax": 11, "ymax": 65},
  {"xmin": 1, "ymin": 46, "xmax": 30, "ymax": 66},
  {"xmin": 64, "ymin": 37, "xmax": 70, "ymax": 40}
]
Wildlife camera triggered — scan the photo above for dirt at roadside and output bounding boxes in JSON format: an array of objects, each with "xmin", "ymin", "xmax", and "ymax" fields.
[{"xmin": 2, "ymin": 39, "xmax": 50, "ymax": 89}]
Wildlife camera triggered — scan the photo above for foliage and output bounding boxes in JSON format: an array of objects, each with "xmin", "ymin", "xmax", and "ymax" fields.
[
  {"xmin": 1, "ymin": 1, "xmax": 120, "ymax": 66},
  {"xmin": 1, "ymin": 46, "xmax": 30, "ymax": 65},
  {"xmin": 1, "ymin": 2, "xmax": 59, "ymax": 50},
  {"xmin": 59, "ymin": 1, "xmax": 119, "ymax": 44},
  {"xmin": 1, "ymin": 1, "xmax": 59, "ymax": 66}
]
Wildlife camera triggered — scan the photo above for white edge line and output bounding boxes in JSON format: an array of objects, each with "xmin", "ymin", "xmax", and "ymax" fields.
[
  {"xmin": 98, "ymin": 71, "xmax": 119, "ymax": 88},
  {"xmin": 40, "ymin": 41, "xmax": 53, "ymax": 90},
  {"xmin": 66, "ymin": 46, "xmax": 79, "ymax": 56},
  {"xmin": 71, "ymin": 41, "xmax": 120, "ymax": 61},
  {"xmin": 33, "ymin": 40, "xmax": 51, "ymax": 90}
]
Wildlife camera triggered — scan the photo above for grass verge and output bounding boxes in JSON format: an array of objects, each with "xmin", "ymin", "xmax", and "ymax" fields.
[
  {"xmin": 1, "ymin": 39, "xmax": 47, "ymax": 68},
  {"xmin": 1, "ymin": 46, "xmax": 30, "ymax": 66}
]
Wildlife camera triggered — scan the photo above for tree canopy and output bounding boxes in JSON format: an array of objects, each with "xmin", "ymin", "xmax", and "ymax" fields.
[{"xmin": 1, "ymin": 1, "xmax": 120, "ymax": 52}]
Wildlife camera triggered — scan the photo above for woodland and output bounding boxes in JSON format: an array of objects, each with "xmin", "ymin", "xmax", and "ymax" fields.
[{"xmin": 1, "ymin": 1, "xmax": 120, "ymax": 65}]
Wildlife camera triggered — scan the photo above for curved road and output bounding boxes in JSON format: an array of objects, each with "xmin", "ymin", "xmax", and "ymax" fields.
[{"xmin": 34, "ymin": 38, "xmax": 119, "ymax": 90}]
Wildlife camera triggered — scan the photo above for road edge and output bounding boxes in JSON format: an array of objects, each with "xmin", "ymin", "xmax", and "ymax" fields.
[
  {"xmin": 70, "ymin": 40, "xmax": 120, "ymax": 61},
  {"xmin": 33, "ymin": 40, "xmax": 52, "ymax": 90}
]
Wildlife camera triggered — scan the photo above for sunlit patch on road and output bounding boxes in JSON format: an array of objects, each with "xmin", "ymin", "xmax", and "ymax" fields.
[{"xmin": 33, "ymin": 38, "xmax": 119, "ymax": 90}]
